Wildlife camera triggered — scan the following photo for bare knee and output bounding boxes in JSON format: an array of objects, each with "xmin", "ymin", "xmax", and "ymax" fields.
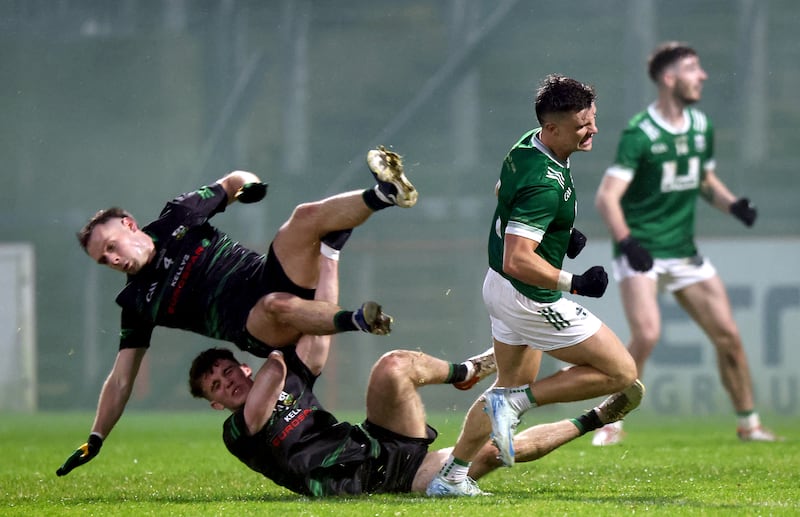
[
  {"xmin": 371, "ymin": 350, "xmax": 414, "ymax": 383},
  {"xmin": 285, "ymin": 201, "xmax": 324, "ymax": 235},
  {"xmin": 255, "ymin": 292, "xmax": 300, "ymax": 320}
]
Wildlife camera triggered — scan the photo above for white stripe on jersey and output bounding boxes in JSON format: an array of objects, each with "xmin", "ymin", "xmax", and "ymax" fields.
[
  {"xmin": 639, "ymin": 119, "xmax": 661, "ymax": 141},
  {"xmin": 545, "ymin": 167, "xmax": 565, "ymax": 189},
  {"xmin": 506, "ymin": 220, "xmax": 545, "ymax": 243},
  {"xmin": 605, "ymin": 164, "xmax": 634, "ymax": 182},
  {"xmin": 689, "ymin": 108, "xmax": 708, "ymax": 132}
]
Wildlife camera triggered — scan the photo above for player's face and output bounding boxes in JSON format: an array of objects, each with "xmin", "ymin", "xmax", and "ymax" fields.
[
  {"xmin": 671, "ymin": 55, "xmax": 707, "ymax": 104},
  {"xmin": 556, "ymin": 102, "xmax": 598, "ymax": 156},
  {"xmin": 201, "ymin": 359, "xmax": 253, "ymax": 410},
  {"xmin": 86, "ymin": 217, "xmax": 153, "ymax": 274}
]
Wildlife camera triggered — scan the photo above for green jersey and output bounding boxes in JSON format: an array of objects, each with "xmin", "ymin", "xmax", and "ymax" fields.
[
  {"xmin": 488, "ymin": 129, "xmax": 576, "ymax": 303},
  {"xmin": 606, "ymin": 104, "xmax": 715, "ymax": 258}
]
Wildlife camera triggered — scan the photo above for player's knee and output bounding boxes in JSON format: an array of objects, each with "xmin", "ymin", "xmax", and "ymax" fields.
[
  {"xmin": 371, "ymin": 350, "xmax": 418, "ymax": 389},
  {"xmin": 257, "ymin": 292, "xmax": 299, "ymax": 318},
  {"xmin": 286, "ymin": 201, "xmax": 323, "ymax": 230},
  {"xmin": 614, "ymin": 356, "xmax": 639, "ymax": 390},
  {"xmin": 373, "ymin": 350, "xmax": 408, "ymax": 377}
]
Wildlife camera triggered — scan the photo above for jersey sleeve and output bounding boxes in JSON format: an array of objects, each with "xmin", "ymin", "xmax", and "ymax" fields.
[
  {"xmin": 506, "ymin": 184, "xmax": 560, "ymax": 243},
  {"xmin": 161, "ymin": 183, "xmax": 229, "ymax": 226},
  {"xmin": 119, "ymin": 307, "xmax": 154, "ymax": 349},
  {"xmin": 606, "ymin": 125, "xmax": 649, "ymax": 182}
]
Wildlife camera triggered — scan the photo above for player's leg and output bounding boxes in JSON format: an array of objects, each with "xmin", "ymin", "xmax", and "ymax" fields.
[
  {"xmin": 365, "ymin": 350, "xmax": 446, "ymax": 438},
  {"xmin": 246, "ymin": 227, "xmax": 390, "ymax": 347},
  {"xmin": 426, "ymin": 343, "xmax": 540, "ymax": 495},
  {"xmin": 538, "ymin": 325, "xmax": 637, "ymax": 404},
  {"xmin": 676, "ymin": 275, "xmax": 752, "ymax": 409},
  {"xmin": 272, "ymin": 146, "xmax": 416, "ymax": 290},
  {"xmin": 365, "ymin": 348, "xmax": 488, "ymax": 438},
  {"xmin": 619, "ymin": 273, "xmax": 662, "ymax": 377},
  {"xmin": 470, "ymin": 379, "xmax": 644, "ymax": 480},
  {"xmin": 593, "ymin": 268, "xmax": 659, "ymax": 446},
  {"xmin": 674, "ymin": 275, "xmax": 779, "ymax": 441}
]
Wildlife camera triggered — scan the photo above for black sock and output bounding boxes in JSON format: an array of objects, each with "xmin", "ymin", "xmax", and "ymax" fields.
[
  {"xmin": 362, "ymin": 189, "xmax": 391, "ymax": 211},
  {"xmin": 444, "ymin": 363, "xmax": 468, "ymax": 384},
  {"xmin": 334, "ymin": 310, "xmax": 357, "ymax": 332},
  {"xmin": 571, "ymin": 409, "xmax": 604, "ymax": 435},
  {"xmin": 321, "ymin": 228, "xmax": 353, "ymax": 250}
]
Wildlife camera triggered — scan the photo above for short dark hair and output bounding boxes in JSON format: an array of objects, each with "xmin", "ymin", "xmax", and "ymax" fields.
[
  {"xmin": 648, "ymin": 41, "xmax": 698, "ymax": 82},
  {"xmin": 534, "ymin": 74, "xmax": 596, "ymax": 125},
  {"xmin": 76, "ymin": 207, "xmax": 133, "ymax": 251},
  {"xmin": 188, "ymin": 347, "xmax": 239, "ymax": 398}
]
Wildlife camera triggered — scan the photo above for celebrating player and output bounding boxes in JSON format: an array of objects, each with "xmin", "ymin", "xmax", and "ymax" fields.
[
  {"xmin": 56, "ymin": 146, "xmax": 417, "ymax": 476},
  {"xmin": 427, "ymin": 74, "xmax": 643, "ymax": 496},
  {"xmin": 592, "ymin": 42, "xmax": 779, "ymax": 445}
]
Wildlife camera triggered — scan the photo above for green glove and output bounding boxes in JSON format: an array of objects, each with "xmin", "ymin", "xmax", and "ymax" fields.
[
  {"xmin": 235, "ymin": 182, "xmax": 269, "ymax": 204},
  {"xmin": 56, "ymin": 433, "xmax": 103, "ymax": 476}
]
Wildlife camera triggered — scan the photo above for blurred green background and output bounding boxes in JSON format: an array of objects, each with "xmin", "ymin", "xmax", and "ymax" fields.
[{"xmin": 1, "ymin": 0, "xmax": 797, "ymax": 414}]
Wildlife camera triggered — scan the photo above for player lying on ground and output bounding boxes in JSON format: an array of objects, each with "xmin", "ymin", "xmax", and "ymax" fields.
[
  {"xmin": 56, "ymin": 146, "xmax": 414, "ymax": 476},
  {"xmin": 187, "ymin": 252, "xmax": 644, "ymax": 496}
]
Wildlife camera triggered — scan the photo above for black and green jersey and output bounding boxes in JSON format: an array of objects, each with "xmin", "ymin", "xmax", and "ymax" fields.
[
  {"xmin": 223, "ymin": 350, "xmax": 383, "ymax": 497},
  {"xmin": 606, "ymin": 104, "xmax": 715, "ymax": 258},
  {"xmin": 115, "ymin": 183, "xmax": 282, "ymax": 351},
  {"xmin": 488, "ymin": 129, "xmax": 577, "ymax": 303}
]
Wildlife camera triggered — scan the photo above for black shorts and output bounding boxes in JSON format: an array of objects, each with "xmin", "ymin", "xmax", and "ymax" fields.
[
  {"xmin": 234, "ymin": 244, "xmax": 315, "ymax": 357},
  {"xmin": 360, "ymin": 420, "xmax": 438, "ymax": 494}
]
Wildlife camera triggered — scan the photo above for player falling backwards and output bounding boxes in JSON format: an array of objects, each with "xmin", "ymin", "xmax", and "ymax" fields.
[{"xmin": 57, "ymin": 146, "xmax": 418, "ymax": 476}]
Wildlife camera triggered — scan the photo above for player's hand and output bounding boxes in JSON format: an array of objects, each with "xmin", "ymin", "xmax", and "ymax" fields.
[
  {"xmin": 730, "ymin": 197, "xmax": 757, "ymax": 227},
  {"xmin": 56, "ymin": 433, "xmax": 103, "ymax": 476},
  {"xmin": 619, "ymin": 236, "xmax": 653, "ymax": 272},
  {"xmin": 235, "ymin": 182, "xmax": 269, "ymax": 204},
  {"xmin": 566, "ymin": 228, "xmax": 587, "ymax": 259},
  {"xmin": 570, "ymin": 265, "xmax": 608, "ymax": 298}
]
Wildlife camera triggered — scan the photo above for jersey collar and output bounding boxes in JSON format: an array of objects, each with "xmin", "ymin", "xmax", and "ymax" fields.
[
  {"xmin": 532, "ymin": 130, "xmax": 569, "ymax": 169},
  {"xmin": 647, "ymin": 103, "xmax": 691, "ymax": 134}
]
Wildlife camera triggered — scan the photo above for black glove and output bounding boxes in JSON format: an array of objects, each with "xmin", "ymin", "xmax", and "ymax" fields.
[
  {"xmin": 56, "ymin": 433, "xmax": 103, "ymax": 476},
  {"xmin": 570, "ymin": 265, "xmax": 608, "ymax": 298},
  {"xmin": 235, "ymin": 182, "xmax": 269, "ymax": 204},
  {"xmin": 619, "ymin": 236, "xmax": 653, "ymax": 272},
  {"xmin": 566, "ymin": 228, "xmax": 587, "ymax": 259},
  {"xmin": 730, "ymin": 197, "xmax": 757, "ymax": 227}
]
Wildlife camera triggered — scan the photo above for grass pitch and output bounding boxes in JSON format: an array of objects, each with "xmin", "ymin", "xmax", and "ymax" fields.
[{"xmin": 2, "ymin": 411, "xmax": 797, "ymax": 516}]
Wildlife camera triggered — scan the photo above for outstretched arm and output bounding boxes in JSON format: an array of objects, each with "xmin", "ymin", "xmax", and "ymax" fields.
[
  {"xmin": 57, "ymin": 347, "xmax": 146, "ymax": 476},
  {"xmin": 91, "ymin": 347, "xmax": 148, "ymax": 436}
]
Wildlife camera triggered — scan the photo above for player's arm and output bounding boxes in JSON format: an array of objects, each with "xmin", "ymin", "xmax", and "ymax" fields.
[
  {"xmin": 92, "ymin": 347, "xmax": 148, "ymax": 436},
  {"xmin": 503, "ymin": 234, "xmax": 562, "ymax": 289},
  {"xmin": 243, "ymin": 350, "xmax": 287, "ymax": 436},
  {"xmin": 594, "ymin": 174, "xmax": 632, "ymax": 242},
  {"xmin": 503, "ymin": 234, "xmax": 607, "ymax": 297},
  {"xmin": 57, "ymin": 346, "xmax": 147, "ymax": 476},
  {"xmin": 700, "ymin": 169, "xmax": 757, "ymax": 226},
  {"xmin": 295, "ymin": 254, "xmax": 338, "ymax": 376},
  {"xmin": 595, "ymin": 172, "xmax": 653, "ymax": 272},
  {"xmin": 216, "ymin": 170, "xmax": 267, "ymax": 205}
]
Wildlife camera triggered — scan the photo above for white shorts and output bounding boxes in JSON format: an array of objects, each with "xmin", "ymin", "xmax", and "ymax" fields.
[
  {"xmin": 611, "ymin": 255, "xmax": 717, "ymax": 293},
  {"xmin": 482, "ymin": 268, "xmax": 602, "ymax": 351}
]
